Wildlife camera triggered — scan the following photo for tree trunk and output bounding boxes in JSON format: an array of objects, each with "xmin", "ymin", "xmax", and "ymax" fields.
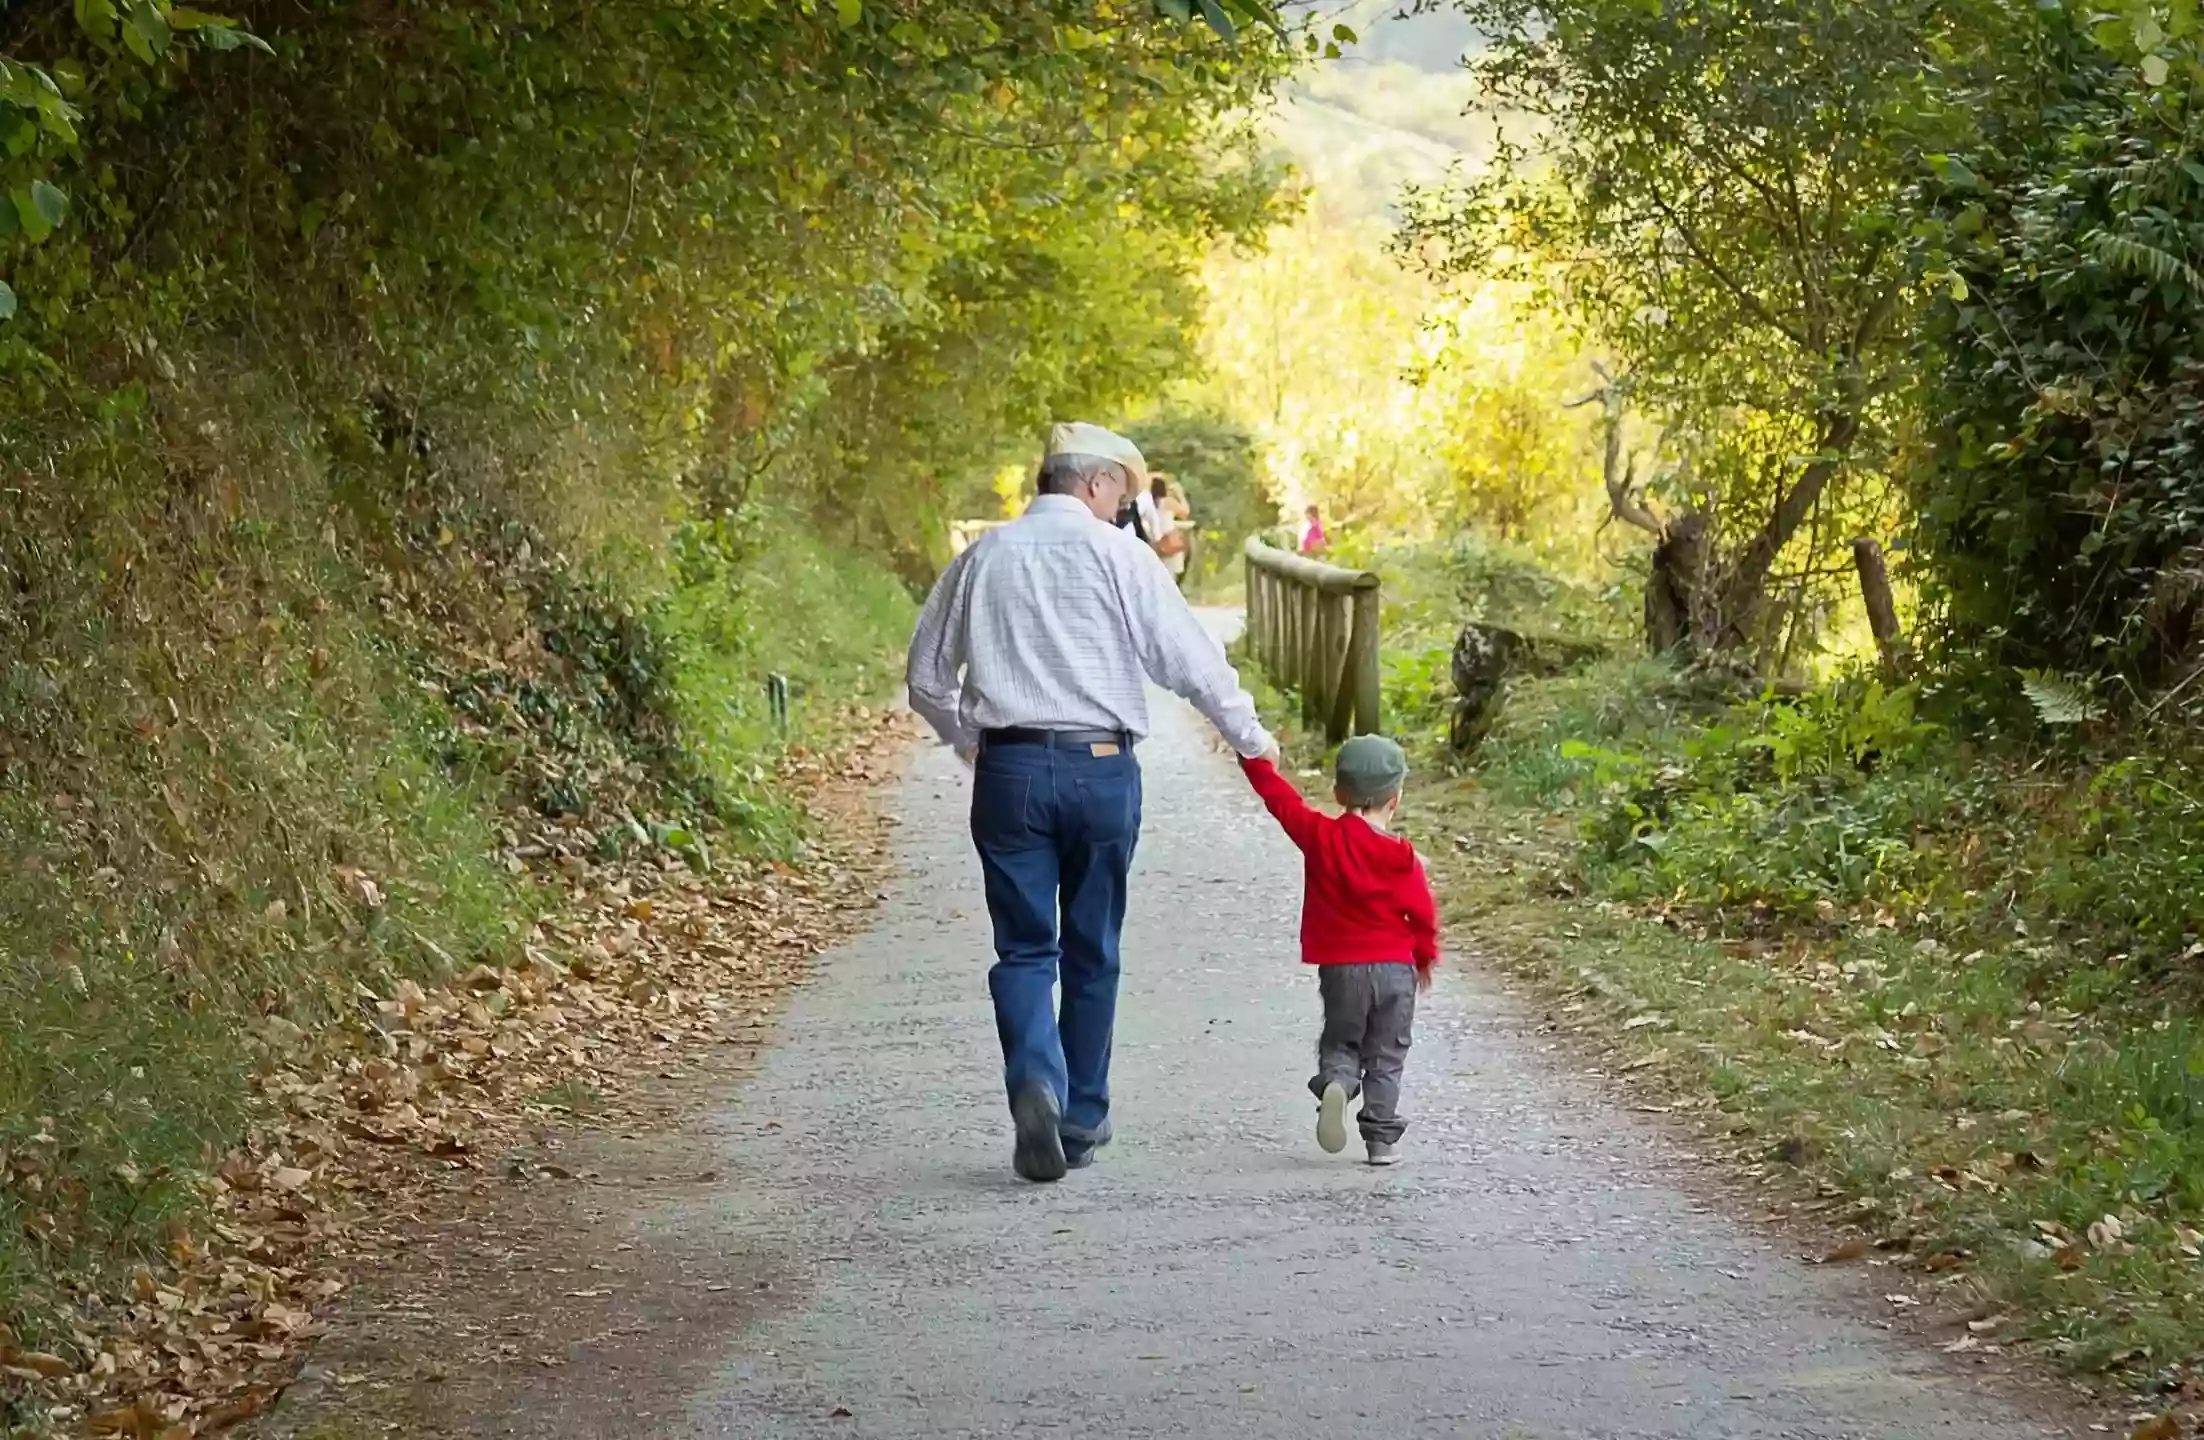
[
  {"xmin": 1713, "ymin": 409, "xmax": 1862, "ymax": 643},
  {"xmin": 1646, "ymin": 511, "xmax": 1711, "ymax": 653},
  {"xmin": 1850, "ymin": 536, "xmax": 1907, "ymax": 680}
]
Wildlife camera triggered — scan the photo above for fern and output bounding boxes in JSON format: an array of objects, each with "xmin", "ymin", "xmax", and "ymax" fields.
[
  {"xmin": 2085, "ymin": 229, "xmax": 2204, "ymax": 295},
  {"xmin": 2018, "ymin": 668, "xmax": 2104, "ymax": 726}
]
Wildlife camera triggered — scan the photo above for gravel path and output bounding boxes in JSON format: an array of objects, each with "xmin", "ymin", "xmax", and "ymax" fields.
[{"xmin": 670, "ymin": 638, "xmax": 2070, "ymax": 1440}]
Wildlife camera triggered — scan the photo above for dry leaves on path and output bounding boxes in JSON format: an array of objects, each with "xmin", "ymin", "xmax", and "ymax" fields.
[{"xmin": 1, "ymin": 713, "xmax": 908, "ymax": 1437}]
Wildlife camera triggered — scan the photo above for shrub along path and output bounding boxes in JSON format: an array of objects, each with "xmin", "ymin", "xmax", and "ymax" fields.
[{"xmin": 1396, "ymin": 653, "xmax": 2204, "ymax": 1438}]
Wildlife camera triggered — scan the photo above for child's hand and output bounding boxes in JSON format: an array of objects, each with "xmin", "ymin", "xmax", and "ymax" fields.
[{"xmin": 1415, "ymin": 964, "xmax": 1435, "ymax": 993}]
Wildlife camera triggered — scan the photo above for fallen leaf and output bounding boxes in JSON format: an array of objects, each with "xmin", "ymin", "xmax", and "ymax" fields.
[
  {"xmin": 199, "ymin": 1387, "xmax": 275, "ymax": 1430},
  {"xmin": 11, "ymin": 1350, "xmax": 71, "ymax": 1377}
]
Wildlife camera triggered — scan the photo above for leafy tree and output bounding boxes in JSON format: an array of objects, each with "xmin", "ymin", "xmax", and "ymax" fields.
[
  {"xmin": 1909, "ymin": 0, "xmax": 2204, "ymax": 687},
  {"xmin": 0, "ymin": 0, "xmax": 1303, "ymax": 571},
  {"xmin": 1408, "ymin": 283, "xmax": 1610, "ymax": 571},
  {"xmin": 1401, "ymin": 0, "xmax": 1968, "ymax": 658}
]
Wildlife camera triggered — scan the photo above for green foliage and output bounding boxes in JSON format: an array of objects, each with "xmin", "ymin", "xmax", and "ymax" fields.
[
  {"xmin": 2, "ymin": 1, "xmax": 1300, "ymax": 571},
  {"xmin": 0, "ymin": 462, "xmax": 531, "ymax": 1329},
  {"xmin": 657, "ymin": 513, "xmax": 914, "ymax": 852},
  {"xmin": 1468, "ymin": 648, "xmax": 2204, "ymax": 967},
  {"xmin": 1750, "ymin": 680, "xmax": 1935, "ymax": 785},
  {"xmin": 1408, "ymin": 287, "xmax": 1614, "ymax": 565},
  {"xmin": 1401, "ymin": 0, "xmax": 1980, "ymax": 655},
  {"xmin": 1124, "ymin": 409, "xmax": 1272, "ymax": 586},
  {"xmin": 1908, "ymin": 2, "xmax": 2204, "ymax": 683},
  {"xmin": 1180, "ymin": 191, "xmax": 1610, "ymax": 562},
  {"xmin": 2019, "ymin": 669, "xmax": 2106, "ymax": 727},
  {"xmin": 1354, "ymin": 534, "xmax": 1635, "ymax": 752}
]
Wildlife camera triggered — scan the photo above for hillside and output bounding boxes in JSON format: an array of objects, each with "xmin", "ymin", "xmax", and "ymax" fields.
[{"xmin": 1267, "ymin": 1, "xmax": 1486, "ymax": 221}]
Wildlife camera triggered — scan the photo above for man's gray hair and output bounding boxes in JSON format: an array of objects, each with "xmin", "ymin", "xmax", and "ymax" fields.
[{"xmin": 1036, "ymin": 452, "xmax": 1127, "ymax": 496}]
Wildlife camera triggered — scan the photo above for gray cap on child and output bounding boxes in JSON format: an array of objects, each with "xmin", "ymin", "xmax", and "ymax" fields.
[{"xmin": 1333, "ymin": 734, "xmax": 1408, "ymax": 807}]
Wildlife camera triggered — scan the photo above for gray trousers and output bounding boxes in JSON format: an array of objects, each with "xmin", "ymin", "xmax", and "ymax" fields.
[{"xmin": 1308, "ymin": 963, "xmax": 1417, "ymax": 1144}]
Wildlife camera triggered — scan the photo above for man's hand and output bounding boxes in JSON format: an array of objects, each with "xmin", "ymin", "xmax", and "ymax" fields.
[
  {"xmin": 1253, "ymin": 740, "xmax": 1282, "ymax": 768},
  {"xmin": 955, "ymin": 743, "xmax": 978, "ymax": 769}
]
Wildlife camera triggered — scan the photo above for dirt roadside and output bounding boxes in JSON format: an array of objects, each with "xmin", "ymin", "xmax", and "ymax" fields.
[{"xmin": 220, "ymin": 717, "xmax": 915, "ymax": 1440}]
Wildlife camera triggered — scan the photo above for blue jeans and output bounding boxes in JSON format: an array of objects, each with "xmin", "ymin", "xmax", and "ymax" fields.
[{"xmin": 969, "ymin": 738, "xmax": 1142, "ymax": 1142}]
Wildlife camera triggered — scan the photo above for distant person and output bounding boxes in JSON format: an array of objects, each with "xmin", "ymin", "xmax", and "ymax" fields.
[
  {"xmin": 1299, "ymin": 503, "xmax": 1328, "ymax": 556},
  {"xmin": 1144, "ymin": 474, "xmax": 1192, "ymax": 589},
  {"xmin": 1239, "ymin": 735, "xmax": 1438, "ymax": 1166},
  {"xmin": 907, "ymin": 422, "xmax": 1279, "ymax": 1183}
]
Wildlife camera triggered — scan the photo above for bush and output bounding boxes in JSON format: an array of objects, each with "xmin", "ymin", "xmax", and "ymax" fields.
[{"xmin": 1911, "ymin": 13, "xmax": 2204, "ymax": 682}]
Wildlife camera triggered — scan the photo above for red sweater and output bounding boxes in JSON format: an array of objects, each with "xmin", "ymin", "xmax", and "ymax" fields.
[{"xmin": 1240, "ymin": 757, "xmax": 1440, "ymax": 969}]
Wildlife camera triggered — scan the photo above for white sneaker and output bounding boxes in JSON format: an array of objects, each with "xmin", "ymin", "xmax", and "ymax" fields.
[
  {"xmin": 1315, "ymin": 1082, "xmax": 1349, "ymax": 1154},
  {"xmin": 1366, "ymin": 1140, "xmax": 1401, "ymax": 1167}
]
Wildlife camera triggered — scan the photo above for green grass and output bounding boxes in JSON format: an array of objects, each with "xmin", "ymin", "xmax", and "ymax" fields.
[
  {"xmin": 527, "ymin": 1077, "xmax": 607, "ymax": 1118},
  {"xmin": 1390, "ymin": 657, "xmax": 2204, "ymax": 1380},
  {"xmin": 659, "ymin": 520, "xmax": 914, "ymax": 853},
  {"xmin": 0, "ymin": 578, "xmax": 528, "ymax": 1342}
]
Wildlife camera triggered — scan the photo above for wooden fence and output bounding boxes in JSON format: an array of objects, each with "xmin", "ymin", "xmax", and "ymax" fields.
[
  {"xmin": 949, "ymin": 519, "xmax": 1006, "ymax": 556},
  {"xmin": 1242, "ymin": 538, "xmax": 1382, "ymax": 744}
]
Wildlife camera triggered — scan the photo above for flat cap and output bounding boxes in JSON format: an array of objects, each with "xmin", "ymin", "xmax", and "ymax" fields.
[
  {"xmin": 1044, "ymin": 421, "xmax": 1148, "ymax": 487},
  {"xmin": 1334, "ymin": 734, "xmax": 1408, "ymax": 807}
]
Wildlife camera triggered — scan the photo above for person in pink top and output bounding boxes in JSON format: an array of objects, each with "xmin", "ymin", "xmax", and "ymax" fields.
[{"xmin": 1299, "ymin": 503, "xmax": 1327, "ymax": 556}]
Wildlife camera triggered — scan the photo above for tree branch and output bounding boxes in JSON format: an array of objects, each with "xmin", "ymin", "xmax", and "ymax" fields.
[
  {"xmin": 1643, "ymin": 181, "xmax": 1811, "ymax": 348},
  {"xmin": 1570, "ymin": 361, "xmax": 1666, "ymax": 538}
]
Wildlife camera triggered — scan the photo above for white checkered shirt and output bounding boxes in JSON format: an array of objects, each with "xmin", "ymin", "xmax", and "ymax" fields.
[{"xmin": 905, "ymin": 495, "xmax": 1274, "ymax": 758}]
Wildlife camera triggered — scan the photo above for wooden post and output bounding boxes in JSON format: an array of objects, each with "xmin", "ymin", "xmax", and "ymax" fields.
[
  {"xmin": 1292, "ymin": 578, "xmax": 1309, "ymax": 692},
  {"xmin": 1269, "ymin": 571, "xmax": 1284, "ymax": 678},
  {"xmin": 1314, "ymin": 590, "xmax": 1341, "ymax": 740},
  {"xmin": 1295, "ymin": 577, "xmax": 1313, "ymax": 723},
  {"xmin": 1253, "ymin": 565, "xmax": 1269, "ymax": 674},
  {"xmin": 1850, "ymin": 537, "xmax": 1907, "ymax": 680},
  {"xmin": 1350, "ymin": 586, "xmax": 1382, "ymax": 735},
  {"xmin": 1325, "ymin": 592, "xmax": 1355, "ymax": 743}
]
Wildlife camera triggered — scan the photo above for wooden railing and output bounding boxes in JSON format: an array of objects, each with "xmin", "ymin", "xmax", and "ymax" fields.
[
  {"xmin": 949, "ymin": 519, "xmax": 1007, "ymax": 556},
  {"xmin": 1242, "ymin": 539, "xmax": 1382, "ymax": 744}
]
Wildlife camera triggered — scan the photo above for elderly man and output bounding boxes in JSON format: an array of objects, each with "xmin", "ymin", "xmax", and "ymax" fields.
[{"xmin": 907, "ymin": 422, "xmax": 1277, "ymax": 1183}]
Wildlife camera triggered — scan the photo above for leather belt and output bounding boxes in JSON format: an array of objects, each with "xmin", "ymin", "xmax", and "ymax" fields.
[{"xmin": 981, "ymin": 727, "xmax": 1133, "ymax": 750}]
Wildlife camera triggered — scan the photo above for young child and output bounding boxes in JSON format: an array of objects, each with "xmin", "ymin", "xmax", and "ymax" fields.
[{"xmin": 1241, "ymin": 735, "xmax": 1439, "ymax": 1166}]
